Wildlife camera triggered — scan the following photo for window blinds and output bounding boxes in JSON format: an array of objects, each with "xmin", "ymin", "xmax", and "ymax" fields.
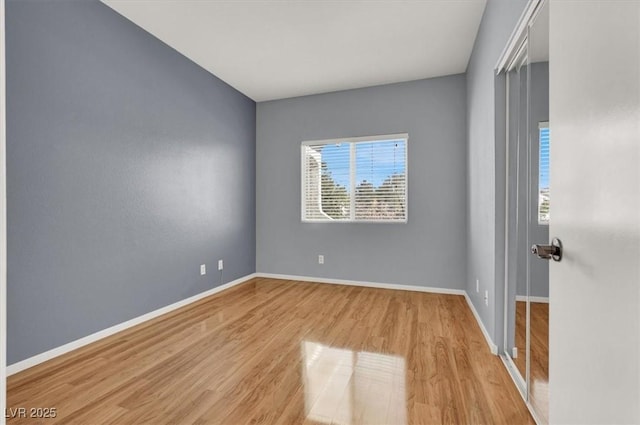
[
  {"xmin": 302, "ymin": 134, "xmax": 408, "ymax": 222},
  {"xmin": 538, "ymin": 124, "xmax": 550, "ymax": 224}
]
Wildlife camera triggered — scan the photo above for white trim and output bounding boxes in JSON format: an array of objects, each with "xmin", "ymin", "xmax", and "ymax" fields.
[
  {"xmin": 7, "ymin": 273, "xmax": 258, "ymax": 376},
  {"xmin": 510, "ymin": 42, "xmax": 529, "ymax": 72},
  {"xmin": 516, "ymin": 295, "xmax": 549, "ymax": 304},
  {"xmin": 502, "ymin": 70, "xmax": 512, "ymax": 357},
  {"xmin": 499, "ymin": 354, "xmax": 542, "ymax": 425},
  {"xmin": 300, "ymin": 145, "xmax": 306, "ymax": 221},
  {"xmin": 301, "ymin": 133, "xmax": 409, "ymax": 147},
  {"xmin": 501, "ymin": 353, "xmax": 526, "ymax": 392},
  {"xmin": 255, "ymin": 273, "xmax": 498, "ymax": 355},
  {"xmin": 7, "ymin": 272, "xmax": 503, "ymax": 379},
  {"xmin": 300, "ymin": 133, "xmax": 409, "ymax": 224},
  {"xmin": 497, "ymin": 4, "xmax": 549, "ymax": 421},
  {"xmin": 495, "ymin": 0, "xmax": 544, "ymax": 73},
  {"xmin": 463, "ymin": 293, "xmax": 499, "ymax": 355},
  {"xmin": 255, "ymin": 272, "xmax": 465, "ymax": 296},
  {"xmin": 299, "ymin": 219, "xmax": 408, "ymax": 224},
  {"xmin": 349, "ymin": 141, "xmax": 356, "ymax": 219},
  {"xmin": 0, "ymin": 0, "xmax": 7, "ymax": 421}
]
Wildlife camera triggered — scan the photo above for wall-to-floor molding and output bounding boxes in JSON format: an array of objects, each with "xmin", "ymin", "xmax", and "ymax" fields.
[
  {"xmin": 499, "ymin": 354, "xmax": 542, "ymax": 425},
  {"xmin": 256, "ymin": 273, "xmax": 499, "ymax": 355},
  {"xmin": 255, "ymin": 272, "xmax": 466, "ymax": 296},
  {"xmin": 515, "ymin": 295, "xmax": 549, "ymax": 303},
  {"xmin": 8, "ymin": 272, "xmax": 502, "ymax": 376},
  {"xmin": 463, "ymin": 293, "xmax": 499, "ymax": 355},
  {"xmin": 501, "ymin": 353, "xmax": 526, "ymax": 392},
  {"xmin": 7, "ymin": 273, "xmax": 258, "ymax": 376}
]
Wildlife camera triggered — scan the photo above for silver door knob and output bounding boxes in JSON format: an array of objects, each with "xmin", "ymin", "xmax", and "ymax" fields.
[{"xmin": 531, "ymin": 237, "xmax": 563, "ymax": 262}]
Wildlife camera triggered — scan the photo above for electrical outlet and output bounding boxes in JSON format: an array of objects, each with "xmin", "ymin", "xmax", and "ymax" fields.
[
  {"xmin": 476, "ymin": 279, "xmax": 479, "ymax": 293},
  {"xmin": 318, "ymin": 255, "xmax": 324, "ymax": 265},
  {"xmin": 218, "ymin": 259, "xmax": 224, "ymax": 271},
  {"xmin": 484, "ymin": 290, "xmax": 489, "ymax": 306},
  {"xmin": 200, "ymin": 264, "xmax": 206, "ymax": 275}
]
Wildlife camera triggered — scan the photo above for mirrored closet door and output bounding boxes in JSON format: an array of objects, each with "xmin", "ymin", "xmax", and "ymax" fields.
[
  {"xmin": 503, "ymin": 1, "xmax": 549, "ymax": 423},
  {"xmin": 504, "ymin": 36, "xmax": 529, "ymax": 395},
  {"xmin": 526, "ymin": 3, "xmax": 549, "ymax": 422}
]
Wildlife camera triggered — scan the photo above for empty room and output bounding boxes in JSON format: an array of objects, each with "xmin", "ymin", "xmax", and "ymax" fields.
[{"xmin": 1, "ymin": 0, "xmax": 639, "ymax": 424}]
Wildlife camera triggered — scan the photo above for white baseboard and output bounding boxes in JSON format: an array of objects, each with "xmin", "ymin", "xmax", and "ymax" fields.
[
  {"xmin": 463, "ymin": 293, "xmax": 499, "ymax": 355},
  {"xmin": 8, "ymin": 272, "xmax": 496, "ymax": 375},
  {"xmin": 499, "ymin": 353, "xmax": 543, "ymax": 425},
  {"xmin": 500, "ymin": 353, "xmax": 526, "ymax": 392},
  {"xmin": 256, "ymin": 273, "xmax": 498, "ymax": 355},
  {"xmin": 515, "ymin": 295, "xmax": 549, "ymax": 303},
  {"xmin": 7, "ymin": 273, "xmax": 258, "ymax": 376},
  {"xmin": 255, "ymin": 272, "xmax": 466, "ymax": 296}
]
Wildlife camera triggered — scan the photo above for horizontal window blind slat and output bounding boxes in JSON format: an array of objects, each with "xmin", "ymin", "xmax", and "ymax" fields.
[
  {"xmin": 302, "ymin": 136, "xmax": 407, "ymax": 222},
  {"xmin": 538, "ymin": 126, "xmax": 550, "ymax": 224}
]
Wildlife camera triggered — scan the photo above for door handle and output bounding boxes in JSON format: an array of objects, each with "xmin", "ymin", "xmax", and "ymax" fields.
[{"xmin": 531, "ymin": 237, "xmax": 563, "ymax": 262}]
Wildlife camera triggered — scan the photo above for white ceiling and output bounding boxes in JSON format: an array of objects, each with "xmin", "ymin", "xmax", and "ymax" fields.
[{"xmin": 102, "ymin": 0, "xmax": 487, "ymax": 102}]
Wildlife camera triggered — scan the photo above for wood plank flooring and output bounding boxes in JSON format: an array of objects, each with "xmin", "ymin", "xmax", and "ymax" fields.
[{"xmin": 8, "ymin": 278, "xmax": 534, "ymax": 424}]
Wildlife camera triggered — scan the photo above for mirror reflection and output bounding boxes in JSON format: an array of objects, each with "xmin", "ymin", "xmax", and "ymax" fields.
[
  {"xmin": 528, "ymin": 1, "xmax": 549, "ymax": 423},
  {"xmin": 504, "ymin": 1, "xmax": 549, "ymax": 423},
  {"xmin": 505, "ymin": 41, "xmax": 529, "ymax": 388}
]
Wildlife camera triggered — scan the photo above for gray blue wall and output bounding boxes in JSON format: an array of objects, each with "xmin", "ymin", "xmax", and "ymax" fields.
[
  {"xmin": 524, "ymin": 61, "xmax": 549, "ymax": 298},
  {"xmin": 6, "ymin": 0, "xmax": 256, "ymax": 364},
  {"xmin": 466, "ymin": 0, "xmax": 528, "ymax": 346},
  {"xmin": 256, "ymin": 76, "xmax": 467, "ymax": 289}
]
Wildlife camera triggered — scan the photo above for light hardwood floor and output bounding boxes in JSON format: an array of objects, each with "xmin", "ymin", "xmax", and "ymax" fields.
[
  {"xmin": 8, "ymin": 278, "xmax": 534, "ymax": 424},
  {"xmin": 514, "ymin": 301, "xmax": 549, "ymax": 424}
]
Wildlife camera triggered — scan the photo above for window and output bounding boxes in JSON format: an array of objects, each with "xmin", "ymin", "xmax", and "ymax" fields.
[
  {"xmin": 538, "ymin": 123, "xmax": 550, "ymax": 224},
  {"xmin": 301, "ymin": 134, "xmax": 408, "ymax": 223}
]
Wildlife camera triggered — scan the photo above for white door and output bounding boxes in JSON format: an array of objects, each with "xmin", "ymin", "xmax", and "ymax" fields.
[{"xmin": 549, "ymin": 1, "xmax": 640, "ymax": 423}]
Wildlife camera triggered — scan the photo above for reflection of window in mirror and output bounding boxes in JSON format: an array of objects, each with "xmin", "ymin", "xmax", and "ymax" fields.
[{"xmin": 538, "ymin": 122, "xmax": 550, "ymax": 225}]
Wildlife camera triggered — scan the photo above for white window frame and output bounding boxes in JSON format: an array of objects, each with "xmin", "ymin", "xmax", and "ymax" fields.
[{"xmin": 301, "ymin": 133, "xmax": 408, "ymax": 224}]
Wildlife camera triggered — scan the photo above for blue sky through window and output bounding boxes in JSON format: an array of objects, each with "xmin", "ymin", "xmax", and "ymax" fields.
[
  {"xmin": 319, "ymin": 143, "xmax": 350, "ymax": 189},
  {"xmin": 539, "ymin": 127, "xmax": 549, "ymax": 189},
  {"xmin": 356, "ymin": 140, "xmax": 406, "ymax": 187},
  {"xmin": 320, "ymin": 139, "xmax": 406, "ymax": 188}
]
